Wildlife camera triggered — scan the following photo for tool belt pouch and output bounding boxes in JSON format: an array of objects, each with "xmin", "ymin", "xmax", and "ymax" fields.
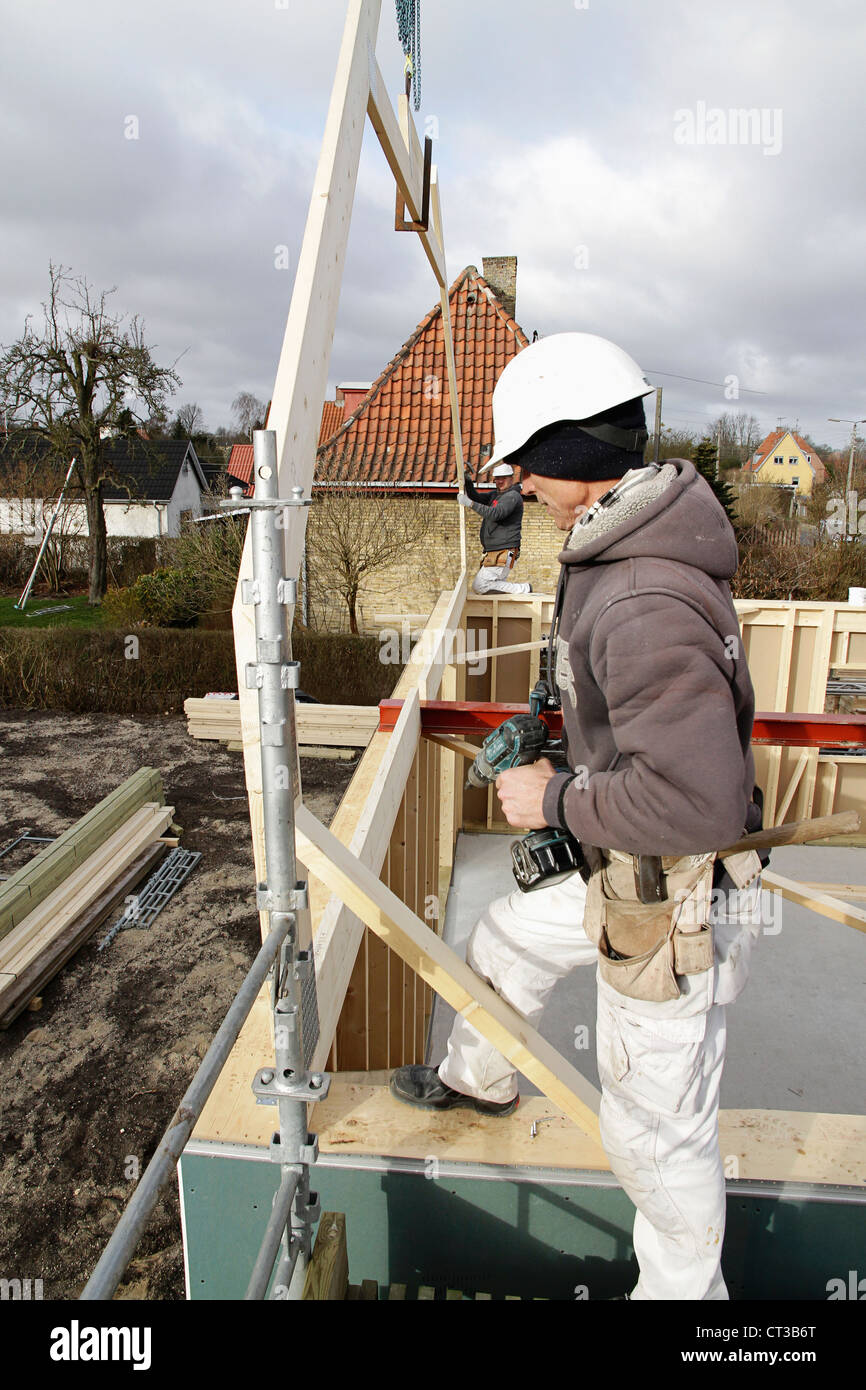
[
  {"xmin": 481, "ymin": 548, "xmax": 518, "ymax": 568},
  {"xmin": 583, "ymin": 853, "xmax": 716, "ymax": 1003}
]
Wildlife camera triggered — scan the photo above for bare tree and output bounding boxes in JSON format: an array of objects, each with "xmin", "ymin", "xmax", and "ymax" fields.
[
  {"xmin": 708, "ymin": 411, "xmax": 762, "ymax": 468},
  {"xmin": 307, "ymin": 457, "xmax": 433, "ymax": 633},
  {"xmin": 0, "ymin": 264, "xmax": 180, "ymax": 603},
  {"xmin": 232, "ymin": 391, "xmax": 266, "ymax": 441},
  {"xmin": 174, "ymin": 401, "xmax": 204, "ymax": 436}
]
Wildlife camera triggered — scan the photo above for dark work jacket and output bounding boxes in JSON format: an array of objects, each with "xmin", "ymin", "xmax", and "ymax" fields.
[
  {"xmin": 540, "ymin": 461, "xmax": 757, "ymax": 857},
  {"xmin": 464, "ymin": 478, "xmax": 523, "ymax": 552}
]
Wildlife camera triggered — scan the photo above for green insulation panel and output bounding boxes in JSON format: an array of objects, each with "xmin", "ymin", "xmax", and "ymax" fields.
[{"xmin": 180, "ymin": 1143, "xmax": 866, "ymax": 1301}]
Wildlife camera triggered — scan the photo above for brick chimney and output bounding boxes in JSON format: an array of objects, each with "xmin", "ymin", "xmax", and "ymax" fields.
[
  {"xmin": 482, "ymin": 256, "xmax": 517, "ymax": 322},
  {"xmin": 336, "ymin": 382, "xmax": 371, "ymax": 421}
]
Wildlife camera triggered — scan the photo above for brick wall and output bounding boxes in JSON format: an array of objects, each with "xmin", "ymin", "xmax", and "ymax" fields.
[{"xmin": 303, "ymin": 495, "xmax": 563, "ymax": 633}]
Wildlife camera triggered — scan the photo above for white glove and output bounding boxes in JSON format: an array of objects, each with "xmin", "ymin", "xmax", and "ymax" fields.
[{"xmin": 457, "ymin": 492, "xmax": 472, "ymax": 507}]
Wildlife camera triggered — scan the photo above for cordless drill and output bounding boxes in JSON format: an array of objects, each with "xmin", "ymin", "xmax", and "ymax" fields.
[{"xmin": 465, "ymin": 680, "xmax": 586, "ymax": 890}]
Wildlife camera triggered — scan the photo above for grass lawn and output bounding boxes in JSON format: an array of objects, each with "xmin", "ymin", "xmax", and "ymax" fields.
[{"xmin": 0, "ymin": 594, "xmax": 104, "ymax": 629}]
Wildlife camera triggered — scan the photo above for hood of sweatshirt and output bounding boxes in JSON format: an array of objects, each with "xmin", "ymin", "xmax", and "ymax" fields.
[{"xmin": 557, "ymin": 459, "xmax": 738, "ymax": 581}]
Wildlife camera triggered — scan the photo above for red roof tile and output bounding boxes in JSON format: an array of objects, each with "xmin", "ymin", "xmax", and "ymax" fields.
[
  {"xmin": 227, "ymin": 443, "xmax": 254, "ymax": 490},
  {"xmin": 315, "ymin": 266, "xmax": 530, "ymax": 488},
  {"xmin": 319, "ymin": 401, "xmax": 343, "ymax": 446}
]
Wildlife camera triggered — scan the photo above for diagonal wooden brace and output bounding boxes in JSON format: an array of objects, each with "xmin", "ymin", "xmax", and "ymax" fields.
[{"xmin": 295, "ymin": 804, "xmax": 603, "ymax": 1144}]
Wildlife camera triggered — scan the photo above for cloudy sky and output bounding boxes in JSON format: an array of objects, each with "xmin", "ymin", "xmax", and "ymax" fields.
[{"xmin": 1, "ymin": 0, "xmax": 863, "ymax": 454}]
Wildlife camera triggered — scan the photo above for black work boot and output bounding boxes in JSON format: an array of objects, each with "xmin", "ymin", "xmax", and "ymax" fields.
[{"xmin": 390, "ymin": 1065, "xmax": 519, "ymax": 1116}]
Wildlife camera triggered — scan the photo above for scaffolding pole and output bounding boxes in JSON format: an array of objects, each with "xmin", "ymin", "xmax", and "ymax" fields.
[
  {"xmin": 15, "ymin": 456, "xmax": 77, "ymax": 610},
  {"xmin": 233, "ymin": 429, "xmax": 329, "ymax": 1300}
]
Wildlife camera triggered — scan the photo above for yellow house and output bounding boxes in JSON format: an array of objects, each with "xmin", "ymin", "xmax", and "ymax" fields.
[{"xmin": 745, "ymin": 429, "xmax": 825, "ymax": 495}]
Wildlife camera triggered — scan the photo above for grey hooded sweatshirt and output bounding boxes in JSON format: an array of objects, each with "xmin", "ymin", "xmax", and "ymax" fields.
[{"xmin": 540, "ymin": 460, "xmax": 756, "ymax": 857}]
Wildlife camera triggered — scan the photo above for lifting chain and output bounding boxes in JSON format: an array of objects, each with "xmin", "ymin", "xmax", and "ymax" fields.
[{"xmin": 395, "ymin": 0, "xmax": 421, "ymax": 111}]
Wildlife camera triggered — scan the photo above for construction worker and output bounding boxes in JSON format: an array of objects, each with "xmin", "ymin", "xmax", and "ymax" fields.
[
  {"xmin": 458, "ymin": 461, "xmax": 531, "ymax": 594},
  {"xmin": 392, "ymin": 333, "xmax": 764, "ymax": 1301}
]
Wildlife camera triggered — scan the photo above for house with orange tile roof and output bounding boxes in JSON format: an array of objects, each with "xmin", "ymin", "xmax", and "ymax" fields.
[
  {"xmin": 744, "ymin": 429, "xmax": 826, "ymax": 495},
  {"xmin": 226, "ymin": 259, "xmax": 563, "ymax": 629},
  {"xmin": 315, "ymin": 258, "xmax": 529, "ymax": 491}
]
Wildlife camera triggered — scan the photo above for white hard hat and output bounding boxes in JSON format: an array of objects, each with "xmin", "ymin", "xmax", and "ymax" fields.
[
  {"xmin": 491, "ymin": 462, "xmax": 514, "ymax": 477},
  {"xmin": 480, "ymin": 333, "xmax": 653, "ymax": 472}
]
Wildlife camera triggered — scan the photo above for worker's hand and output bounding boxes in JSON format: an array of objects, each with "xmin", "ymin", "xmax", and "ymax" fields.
[
  {"xmin": 457, "ymin": 492, "xmax": 472, "ymax": 507},
  {"xmin": 495, "ymin": 758, "xmax": 556, "ymax": 829}
]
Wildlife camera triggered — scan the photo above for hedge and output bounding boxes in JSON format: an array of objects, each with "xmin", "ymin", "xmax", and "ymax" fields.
[{"xmin": 0, "ymin": 627, "xmax": 400, "ymax": 715}]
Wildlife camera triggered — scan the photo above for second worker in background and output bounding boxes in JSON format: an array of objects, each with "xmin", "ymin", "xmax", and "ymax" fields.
[{"xmin": 459, "ymin": 461, "xmax": 532, "ymax": 595}]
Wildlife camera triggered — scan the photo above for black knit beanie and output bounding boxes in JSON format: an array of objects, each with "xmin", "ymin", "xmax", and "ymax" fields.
[{"xmin": 508, "ymin": 396, "xmax": 649, "ymax": 480}]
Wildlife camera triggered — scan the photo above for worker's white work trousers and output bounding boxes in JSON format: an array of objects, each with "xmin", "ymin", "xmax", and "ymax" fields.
[
  {"xmin": 436, "ymin": 870, "xmax": 762, "ymax": 1301},
  {"xmin": 471, "ymin": 565, "xmax": 529, "ymax": 596}
]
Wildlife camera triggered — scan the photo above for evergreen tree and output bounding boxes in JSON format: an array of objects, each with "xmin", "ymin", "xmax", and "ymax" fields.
[{"xmin": 692, "ymin": 437, "xmax": 737, "ymax": 527}]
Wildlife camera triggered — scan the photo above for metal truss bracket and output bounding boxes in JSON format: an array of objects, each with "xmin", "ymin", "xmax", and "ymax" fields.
[
  {"xmin": 253, "ymin": 1068, "xmax": 331, "ymax": 1105},
  {"xmin": 245, "ymin": 662, "xmax": 299, "ymax": 693},
  {"xmin": 244, "ymin": 577, "xmax": 298, "ymax": 607},
  {"xmin": 395, "ymin": 134, "xmax": 433, "ymax": 231},
  {"xmin": 293, "ymin": 948, "xmax": 314, "ymax": 982},
  {"xmin": 257, "ymin": 636, "xmax": 282, "ymax": 664},
  {"xmin": 269, "ymin": 1129, "xmax": 321, "ymax": 1166},
  {"xmin": 256, "ymin": 882, "xmax": 308, "ymax": 914},
  {"xmin": 300, "ymin": 1190, "xmax": 321, "ymax": 1227}
]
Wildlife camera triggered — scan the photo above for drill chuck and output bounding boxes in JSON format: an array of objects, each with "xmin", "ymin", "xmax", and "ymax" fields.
[{"xmin": 465, "ymin": 713, "xmax": 550, "ymax": 790}]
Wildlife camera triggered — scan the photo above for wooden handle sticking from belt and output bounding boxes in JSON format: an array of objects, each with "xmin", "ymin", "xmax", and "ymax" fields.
[{"xmin": 717, "ymin": 811, "xmax": 861, "ymax": 859}]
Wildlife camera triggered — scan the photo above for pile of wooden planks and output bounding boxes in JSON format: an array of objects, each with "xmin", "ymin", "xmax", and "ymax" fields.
[
  {"xmin": 184, "ymin": 697, "xmax": 379, "ymax": 749},
  {"xmin": 0, "ymin": 769, "xmax": 174, "ymax": 1027}
]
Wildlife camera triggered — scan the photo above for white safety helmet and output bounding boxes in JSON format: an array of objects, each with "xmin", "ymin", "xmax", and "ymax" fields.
[
  {"xmin": 491, "ymin": 463, "xmax": 514, "ymax": 478},
  {"xmin": 480, "ymin": 333, "xmax": 653, "ymax": 472}
]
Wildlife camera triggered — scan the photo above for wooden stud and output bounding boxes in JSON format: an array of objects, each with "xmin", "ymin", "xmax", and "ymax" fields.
[{"xmin": 762, "ymin": 871, "xmax": 866, "ymax": 935}]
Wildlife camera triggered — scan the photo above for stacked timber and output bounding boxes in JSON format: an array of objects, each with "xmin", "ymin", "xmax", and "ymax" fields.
[
  {"xmin": 0, "ymin": 769, "xmax": 174, "ymax": 1027},
  {"xmin": 184, "ymin": 696, "xmax": 379, "ymax": 748}
]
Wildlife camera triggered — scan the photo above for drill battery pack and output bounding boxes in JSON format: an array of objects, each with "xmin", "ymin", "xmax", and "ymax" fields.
[{"xmin": 511, "ymin": 827, "xmax": 586, "ymax": 892}]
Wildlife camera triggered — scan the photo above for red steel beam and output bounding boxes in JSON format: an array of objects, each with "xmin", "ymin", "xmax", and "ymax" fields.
[{"xmin": 378, "ymin": 700, "xmax": 866, "ymax": 749}]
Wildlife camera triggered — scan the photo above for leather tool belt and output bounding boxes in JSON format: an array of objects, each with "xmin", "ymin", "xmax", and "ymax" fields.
[
  {"xmin": 582, "ymin": 847, "xmax": 761, "ymax": 1003},
  {"xmin": 480, "ymin": 548, "xmax": 519, "ymax": 569}
]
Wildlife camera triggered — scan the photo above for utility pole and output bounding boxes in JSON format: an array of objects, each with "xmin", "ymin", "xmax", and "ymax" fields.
[
  {"xmin": 653, "ymin": 386, "xmax": 662, "ymax": 463},
  {"xmin": 828, "ymin": 416, "xmax": 866, "ymax": 539},
  {"xmin": 716, "ymin": 423, "xmax": 722, "ymax": 480}
]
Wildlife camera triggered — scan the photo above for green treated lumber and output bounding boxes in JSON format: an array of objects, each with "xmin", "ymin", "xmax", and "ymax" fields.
[
  {"xmin": 301, "ymin": 1212, "xmax": 349, "ymax": 1301},
  {"xmin": 0, "ymin": 842, "xmax": 166, "ymax": 1029},
  {"xmin": 3, "ymin": 772, "xmax": 162, "ymax": 900},
  {"xmin": 0, "ymin": 769, "xmax": 163, "ymax": 939}
]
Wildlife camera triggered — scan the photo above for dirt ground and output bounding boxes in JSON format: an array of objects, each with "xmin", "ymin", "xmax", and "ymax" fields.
[{"xmin": 0, "ymin": 710, "xmax": 358, "ymax": 1300}]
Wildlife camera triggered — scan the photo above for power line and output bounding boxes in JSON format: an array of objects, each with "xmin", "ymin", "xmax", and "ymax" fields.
[{"xmin": 646, "ymin": 368, "xmax": 769, "ymax": 396}]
